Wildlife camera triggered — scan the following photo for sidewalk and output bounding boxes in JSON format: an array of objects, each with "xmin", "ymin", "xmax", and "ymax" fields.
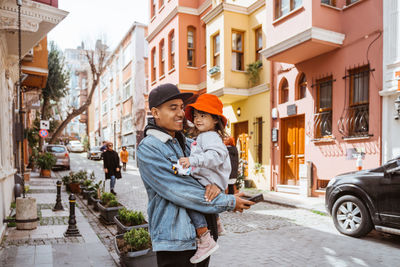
[
  {"xmin": 0, "ymin": 171, "xmax": 117, "ymax": 267},
  {"xmin": 243, "ymin": 188, "xmax": 327, "ymax": 215}
]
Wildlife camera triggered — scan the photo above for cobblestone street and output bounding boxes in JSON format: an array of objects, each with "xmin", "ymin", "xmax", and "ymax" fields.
[{"xmin": 66, "ymin": 153, "xmax": 400, "ymax": 266}]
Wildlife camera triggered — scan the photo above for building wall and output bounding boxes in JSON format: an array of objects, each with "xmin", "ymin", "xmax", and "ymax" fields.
[
  {"xmin": 382, "ymin": 0, "xmax": 400, "ymax": 162},
  {"xmin": 268, "ymin": 0, "xmax": 383, "ymax": 195}
]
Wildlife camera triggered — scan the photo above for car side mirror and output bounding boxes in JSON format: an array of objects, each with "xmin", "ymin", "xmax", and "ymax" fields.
[{"xmin": 386, "ymin": 166, "xmax": 400, "ymax": 176}]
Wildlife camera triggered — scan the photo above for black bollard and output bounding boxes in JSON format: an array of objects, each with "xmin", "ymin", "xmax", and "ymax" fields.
[
  {"xmin": 64, "ymin": 194, "xmax": 81, "ymax": 237},
  {"xmin": 53, "ymin": 181, "xmax": 64, "ymax": 211}
]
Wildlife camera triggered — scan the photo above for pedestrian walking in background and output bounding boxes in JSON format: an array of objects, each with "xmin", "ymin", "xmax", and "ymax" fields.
[
  {"xmin": 224, "ymin": 136, "xmax": 239, "ymax": 194},
  {"xmin": 102, "ymin": 142, "xmax": 121, "ymax": 195},
  {"xmin": 137, "ymin": 83, "xmax": 253, "ymax": 267},
  {"xmin": 100, "ymin": 141, "xmax": 108, "ymax": 152},
  {"xmin": 120, "ymin": 146, "xmax": 129, "ymax": 171}
]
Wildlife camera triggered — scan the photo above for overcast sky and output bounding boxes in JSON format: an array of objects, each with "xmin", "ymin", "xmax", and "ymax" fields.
[{"xmin": 48, "ymin": 0, "xmax": 149, "ymax": 51}]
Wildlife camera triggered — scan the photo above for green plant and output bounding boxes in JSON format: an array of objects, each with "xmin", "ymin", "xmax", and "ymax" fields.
[
  {"xmin": 24, "ymin": 185, "xmax": 30, "ymax": 193},
  {"xmin": 101, "ymin": 192, "xmax": 116, "ymax": 205},
  {"xmin": 83, "ymin": 179, "xmax": 93, "ymax": 187},
  {"xmin": 36, "ymin": 152, "xmax": 56, "ymax": 170},
  {"xmin": 108, "ymin": 199, "xmax": 119, "ymax": 207},
  {"xmin": 246, "ymin": 60, "xmax": 263, "ymax": 87},
  {"xmin": 118, "ymin": 208, "xmax": 146, "ymax": 226},
  {"xmin": 6, "ymin": 216, "xmax": 16, "ymax": 227},
  {"xmin": 123, "ymin": 228, "xmax": 151, "ymax": 252},
  {"xmin": 235, "ymin": 158, "xmax": 247, "ymax": 189},
  {"xmin": 253, "ymin": 163, "xmax": 264, "ymax": 175},
  {"xmin": 62, "ymin": 175, "xmax": 71, "ymax": 185},
  {"xmin": 10, "ymin": 202, "xmax": 16, "ymax": 209}
]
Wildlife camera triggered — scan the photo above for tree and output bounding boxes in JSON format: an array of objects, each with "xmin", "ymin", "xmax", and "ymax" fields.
[
  {"xmin": 42, "ymin": 41, "xmax": 69, "ymax": 120},
  {"xmin": 48, "ymin": 41, "xmax": 108, "ymax": 144}
]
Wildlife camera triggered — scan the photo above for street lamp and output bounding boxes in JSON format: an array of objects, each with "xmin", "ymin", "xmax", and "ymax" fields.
[{"xmin": 236, "ymin": 107, "xmax": 241, "ymax": 117}]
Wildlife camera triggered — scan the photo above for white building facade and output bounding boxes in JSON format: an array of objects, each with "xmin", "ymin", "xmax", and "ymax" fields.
[{"xmin": 381, "ymin": 0, "xmax": 400, "ymax": 163}]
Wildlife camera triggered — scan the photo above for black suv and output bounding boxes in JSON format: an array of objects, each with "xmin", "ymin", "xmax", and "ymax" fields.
[{"xmin": 325, "ymin": 157, "xmax": 400, "ymax": 237}]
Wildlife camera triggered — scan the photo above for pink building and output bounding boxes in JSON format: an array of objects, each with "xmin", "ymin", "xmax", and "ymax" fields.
[
  {"xmin": 261, "ymin": 0, "xmax": 383, "ymax": 196},
  {"xmin": 147, "ymin": 0, "xmax": 212, "ymax": 97}
]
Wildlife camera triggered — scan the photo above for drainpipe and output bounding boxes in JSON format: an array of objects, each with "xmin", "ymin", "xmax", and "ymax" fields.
[{"xmin": 270, "ymin": 62, "xmax": 276, "ymax": 191}]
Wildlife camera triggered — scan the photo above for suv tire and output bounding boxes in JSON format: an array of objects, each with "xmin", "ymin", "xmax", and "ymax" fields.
[{"xmin": 332, "ymin": 195, "xmax": 373, "ymax": 237}]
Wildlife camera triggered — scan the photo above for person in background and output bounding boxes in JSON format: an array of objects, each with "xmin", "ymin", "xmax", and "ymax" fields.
[
  {"xmin": 120, "ymin": 146, "xmax": 129, "ymax": 171},
  {"xmin": 100, "ymin": 141, "xmax": 108, "ymax": 153},
  {"xmin": 224, "ymin": 136, "xmax": 239, "ymax": 194},
  {"xmin": 102, "ymin": 142, "xmax": 121, "ymax": 195}
]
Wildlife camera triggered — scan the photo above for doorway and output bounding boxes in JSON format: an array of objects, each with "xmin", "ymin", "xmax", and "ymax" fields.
[
  {"xmin": 280, "ymin": 115, "xmax": 305, "ymax": 185},
  {"xmin": 233, "ymin": 121, "xmax": 249, "ymax": 176}
]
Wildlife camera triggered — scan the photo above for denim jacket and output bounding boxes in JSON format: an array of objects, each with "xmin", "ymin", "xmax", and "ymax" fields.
[{"xmin": 137, "ymin": 123, "xmax": 236, "ymax": 252}]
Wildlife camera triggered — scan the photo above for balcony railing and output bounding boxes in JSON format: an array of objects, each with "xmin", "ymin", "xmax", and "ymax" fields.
[
  {"xmin": 313, "ymin": 110, "xmax": 332, "ymax": 139},
  {"xmin": 338, "ymin": 104, "xmax": 370, "ymax": 138}
]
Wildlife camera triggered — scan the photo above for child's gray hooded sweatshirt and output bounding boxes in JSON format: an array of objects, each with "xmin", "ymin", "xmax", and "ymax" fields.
[{"xmin": 189, "ymin": 131, "xmax": 231, "ymax": 190}]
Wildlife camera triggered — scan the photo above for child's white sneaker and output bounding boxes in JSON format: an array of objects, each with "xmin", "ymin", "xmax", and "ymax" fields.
[{"xmin": 190, "ymin": 231, "xmax": 219, "ymax": 264}]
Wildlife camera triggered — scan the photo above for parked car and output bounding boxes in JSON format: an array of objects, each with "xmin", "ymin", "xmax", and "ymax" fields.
[
  {"xmin": 325, "ymin": 157, "xmax": 400, "ymax": 238},
  {"xmin": 67, "ymin": 140, "xmax": 85, "ymax": 152},
  {"xmin": 87, "ymin": 146, "xmax": 102, "ymax": 160},
  {"xmin": 44, "ymin": 145, "xmax": 70, "ymax": 170}
]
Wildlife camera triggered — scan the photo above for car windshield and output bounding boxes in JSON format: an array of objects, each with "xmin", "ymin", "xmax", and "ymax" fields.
[
  {"xmin": 70, "ymin": 141, "xmax": 81, "ymax": 145},
  {"xmin": 47, "ymin": 146, "xmax": 66, "ymax": 153}
]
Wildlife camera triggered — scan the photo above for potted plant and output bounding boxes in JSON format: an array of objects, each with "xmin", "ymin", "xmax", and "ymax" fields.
[
  {"xmin": 36, "ymin": 152, "xmax": 56, "ymax": 178},
  {"xmin": 114, "ymin": 208, "xmax": 148, "ymax": 234},
  {"xmin": 246, "ymin": 60, "xmax": 262, "ymax": 87},
  {"xmin": 81, "ymin": 179, "xmax": 93, "ymax": 200},
  {"xmin": 87, "ymin": 180, "xmax": 101, "ymax": 206},
  {"xmin": 97, "ymin": 192, "xmax": 124, "ymax": 224},
  {"xmin": 90, "ymin": 180, "xmax": 105, "ymax": 211},
  {"xmin": 252, "ymin": 163, "xmax": 267, "ymax": 189},
  {"xmin": 114, "ymin": 228, "xmax": 157, "ymax": 267}
]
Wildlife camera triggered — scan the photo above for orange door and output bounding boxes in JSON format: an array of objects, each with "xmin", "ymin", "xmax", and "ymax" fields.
[{"xmin": 281, "ymin": 116, "xmax": 305, "ymax": 185}]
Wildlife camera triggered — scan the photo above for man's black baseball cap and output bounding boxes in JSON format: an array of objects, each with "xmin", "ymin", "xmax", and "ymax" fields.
[{"xmin": 149, "ymin": 83, "xmax": 193, "ymax": 109}]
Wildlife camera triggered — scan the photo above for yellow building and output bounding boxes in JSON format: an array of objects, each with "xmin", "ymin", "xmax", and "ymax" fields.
[{"xmin": 203, "ymin": 0, "xmax": 271, "ymax": 189}]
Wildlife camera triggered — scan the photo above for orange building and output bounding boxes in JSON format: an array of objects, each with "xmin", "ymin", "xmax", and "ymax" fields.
[{"xmin": 147, "ymin": 0, "xmax": 212, "ymax": 96}]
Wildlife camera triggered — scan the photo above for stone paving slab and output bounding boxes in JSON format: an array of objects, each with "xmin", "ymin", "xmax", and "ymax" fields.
[{"xmin": 41, "ymin": 209, "xmax": 69, "ymax": 218}]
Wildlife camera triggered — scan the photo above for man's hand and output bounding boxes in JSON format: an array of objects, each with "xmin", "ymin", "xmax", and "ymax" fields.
[
  {"xmin": 104, "ymin": 168, "xmax": 108, "ymax": 173},
  {"xmin": 116, "ymin": 168, "xmax": 120, "ymax": 172},
  {"xmin": 233, "ymin": 192, "xmax": 254, "ymax": 212},
  {"xmin": 204, "ymin": 184, "xmax": 221, "ymax": 202},
  {"xmin": 178, "ymin": 157, "xmax": 191, "ymax": 169}
]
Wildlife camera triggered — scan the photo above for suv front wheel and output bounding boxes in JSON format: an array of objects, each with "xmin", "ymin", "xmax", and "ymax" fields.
[{"xmin": 332, "ymin": 195, "xmax": 373, "ymax": 237}]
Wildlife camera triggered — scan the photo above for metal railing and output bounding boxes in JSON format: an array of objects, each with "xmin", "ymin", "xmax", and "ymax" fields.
[
  {"xmin": 338, "ymin": 104, "xmax": 369, "ymax": 138},
  {"xmin": 314, "ymin": 110, "xmax": 332, "ymax": 138}
]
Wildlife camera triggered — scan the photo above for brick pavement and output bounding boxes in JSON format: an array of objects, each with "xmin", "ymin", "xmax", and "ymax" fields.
[{"xmin": 68, "ymin": 153, "xmax": 400, "ymax": 266}]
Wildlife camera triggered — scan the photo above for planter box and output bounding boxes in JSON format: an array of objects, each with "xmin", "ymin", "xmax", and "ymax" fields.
[
  {"xmin": 114, "ymin": 234, "xmax": 157, "ymax": 267},
  {"xmin": 40, "ymin": 169, "xmax": 51, "ymax": 178},
  {"xmin": 82, "ymin": 189, "xmax": 93, "ymax": 200},
  {"xmin": 90, "ymin": 195, "xmax": 100, "ymax": 211},
  {"xmin": 114, "ymin": 216, "xmax": 149, "ymax": 234},
  {"xmin": 68, "ymin": 183, "xmax": 81, "ymax": 194},
  {"xmin": 97, "ymin": 202, "xmax": 124, "ymax": 224}
]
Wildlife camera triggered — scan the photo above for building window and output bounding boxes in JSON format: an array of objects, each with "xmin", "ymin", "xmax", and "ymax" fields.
[
  {"xmin": 122, "ymin": 42, "xmax": 132, "ymax": 69},
  {"xmin": 151, "ymin": 0, "xmax": 156, "ymax": 17},
  {"xmin": 346, "ymin": 0, "xmax": 359, "ymax": 5},
  {"xmin": 349, "ymin": 66, "xmax": 369, "ymax": 106},
  {"xmin": 254, "ymin": 117, "xmax": 263, "ymax": 164},
  {"xmin": 159, "ymin": 39, "xmax": 165, "ymax": 77},
  {"xmin": 213, "ymin": 33, "xmax": 220, "ymax": 67},
  {"xmin": 314, "ymin": 76, "xmax": 333, "ymax": 138},
  {"xmin": 123, "ymin": 79, "xmax": 131, "ymax": 101},
  {"xmin": 280, "ymin": 78, "xmax": 289, "ymax": 104},
  {"xmin": 151, "ymin": 47, "xmax": 156, "ymax": 82},
  {"xmin": 297, "ymin": 73, "xmax": 307, "ymax": 100},
  {"xmin": 187, "ymin": 26, "xmax": 196, "ymax": 67},
  {"xmin": 321, "ymin": 0, "xmax": 336, "ymax": 6},
  {"xmin": 169, "ymin": 31, "xmax": 175, "ymax": 70},
  {"xmin": 232, "ymin": 31, "xmax": 244, "ymax": 71},
  {"xmin": 255, "ymin": 27, "xmax": 263, "ymax": 62},
  {"xmin": 275, "ymin": 0, "xmax": 302, "ymax": 19}
]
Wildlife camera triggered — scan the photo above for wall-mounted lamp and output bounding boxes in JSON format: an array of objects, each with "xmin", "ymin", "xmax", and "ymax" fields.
[
  {"xmin": 395, "ymin": 96, "xmax": 400, "ymax": 120},
  {"xmin": 236, "ymin": 107, "xmax": 241, "ymax": 117}
]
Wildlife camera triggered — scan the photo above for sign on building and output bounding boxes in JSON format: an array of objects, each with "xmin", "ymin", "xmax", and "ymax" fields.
[{"xmin": 40, "ymin": 120, "xmax": 50, "ymax": 130}]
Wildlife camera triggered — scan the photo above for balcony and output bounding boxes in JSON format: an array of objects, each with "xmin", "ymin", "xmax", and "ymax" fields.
[
  {"xmin": 338, "ymin": 104, "xmax": 370, "ymax": 139},
  {"xmin": 261, "ymin": 27, "xmax": 345, "ymax": 64}
]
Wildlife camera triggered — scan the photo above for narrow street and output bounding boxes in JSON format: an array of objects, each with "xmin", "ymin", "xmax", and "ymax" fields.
[{"xmin": 64, "ymin": 153, "xmax": 400, "ymax": 266}]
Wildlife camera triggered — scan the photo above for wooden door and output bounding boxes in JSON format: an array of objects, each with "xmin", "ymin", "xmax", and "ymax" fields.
[{"xmin": 281, "ymin": 116, "xmax": 305, "ymax": 185}]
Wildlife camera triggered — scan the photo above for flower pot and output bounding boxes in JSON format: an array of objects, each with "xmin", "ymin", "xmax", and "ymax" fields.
[
  {"xmin": 68, "ymin": 183, "xmax": 81, "ymax": 194},
  {"xmin": 97, "ymin": 202, "xmax": 124, "ymax": 224},
  {"xmin": 114, "ymin": 216, "xmax": 149, "ymax": 234},
  {"xmin": 23, "ymin": 172, "xmax": 30, "ymax": 182},
  {"xmin": 82, "ymin": 189, "xmax": 93, "ymax": 200},
  {"xmin": 90, "ymin": 195, "xmax": 100, "ymax": 211},
  {"xmin": 114, "ymin": 234, "xmax": 157, "ymax": 267},
  {"xmin": 40, "ymin": 169, "xmax": 51, "ymax": 178}
]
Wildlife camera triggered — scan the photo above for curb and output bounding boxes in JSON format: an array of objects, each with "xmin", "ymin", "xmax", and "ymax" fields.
[{"xmin": 261, "ymin": 194, "xmax": 328, "ymax": 216}]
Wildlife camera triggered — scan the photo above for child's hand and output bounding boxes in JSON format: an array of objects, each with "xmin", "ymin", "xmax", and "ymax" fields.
[
  {"xmin": 204, "ymin": 184, "xmax": 221, "ymax": 202},
  {"xmin": 179, "ymin": 157, "xmax": 191, "ymax": 169}
]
